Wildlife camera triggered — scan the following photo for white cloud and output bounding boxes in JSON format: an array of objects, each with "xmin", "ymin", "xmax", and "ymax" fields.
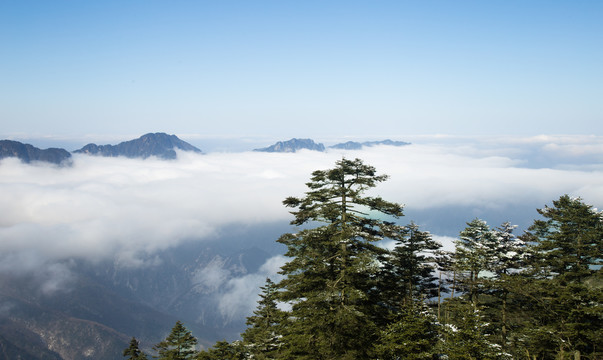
[
  {"xmin": 0, "ymin": 135, "xmax": 601, "ymax": 270},
  {"xmin": 259, "ymin": 255, "xmax": 288, "ymax": 275},
  {"xmin": 39, "ymin": 261, "xmax": 76, "ymax": 295},
  {"xmin": 217, "ymin": 255, "xmax": 286, "ymax": 324},
  {"xmin": 336, "ymin": 143, "xmax": 603, "ymax": 213},
  {"xmin": 192, "ymin": 256, "xmax": 233, "ymax": 294},
  {"xmin": 0, "ymin": 251, "xmax": 76, "ymax": 295}
]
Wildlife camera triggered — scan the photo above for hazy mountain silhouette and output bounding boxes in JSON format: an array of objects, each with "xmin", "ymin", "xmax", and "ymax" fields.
[
  {"xmin": 0, "ymin": 140, "xmax": 72, "ymax": 165},
  {"xmin": 330, "ymin": 139, "xmax": 411, "ymax": 150},
  {"xmin": 74, "ymin": 133, "xmax": 202, "ymax": 159},
  {"xmin": 253, "ymin": 138, "xmax": 325, "ymax": 152}
]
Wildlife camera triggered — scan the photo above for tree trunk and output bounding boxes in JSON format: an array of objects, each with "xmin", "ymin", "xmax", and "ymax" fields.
[
  {"xmin": 502, "ymin": 289, "xmax": 507, "ymax": 351},
  {"xmin": 450, "ymin": 270, "xmax": 456, "ymax": 299},
  {"xmin": 470, "ymin": 270, "xmax": 477, "ymax": 309},
  {"xmin": 437, "ymin": 271, "xmax": 442, "ymax": 320}
]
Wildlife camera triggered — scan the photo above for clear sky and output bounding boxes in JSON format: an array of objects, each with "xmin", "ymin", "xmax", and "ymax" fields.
[{"xmin": 1, "ymin": 0, "xmax": 602, "ymax": 140}]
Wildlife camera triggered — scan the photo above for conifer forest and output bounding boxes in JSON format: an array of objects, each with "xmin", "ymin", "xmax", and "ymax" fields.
[{"xmin": 125, "ymin": 158, "xmax": 602, "ymax": 360}]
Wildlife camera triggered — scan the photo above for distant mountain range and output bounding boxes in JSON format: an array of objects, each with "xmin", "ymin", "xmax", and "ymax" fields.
[
  {"xmin": 253, "ymin": 138, "xmax": 326, "ymax": 152},
  {"xmin": 254, "ymin": 138, "xmax": 410, "ymax": 153},
  {"xmin": 0, "ymin": 133, "xmax": 410, "ymax": 164},
  {"xmin": 0, "ymin": 133, "xmax": 202, "ymax": 164},
  {"xmin": 329, "ymin": 139, "xmax": 411, "ymax": 150}
]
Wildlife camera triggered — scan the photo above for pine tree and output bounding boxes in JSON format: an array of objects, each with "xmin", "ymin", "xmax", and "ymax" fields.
[
  {"xmin": 453, "ymin": 218, "xmax": 496, "ymax": 308},
  {"xmin": 442, "ymin": 300, "xmax": 510, "ymax": 360},
  {"xmin": 446, "ymin": 219, "xmax": 518, "ymax": 358},
  {"xmin": 528, "ymin": 195, "xmax": 602, "ymax": 283},
  {"xmin": 153, "ymin": 321, "xmax": 198, "ymax": 360},
  {"xmin": 195, "ymin": 340, "xmax": 246, "ymax": 360},
  {"xmin": 241, "ymin": 278, "xmax": 285, "ymax": 359},
  {"xmin": 380, "ymin": 222, "xmax": 442, "ymax": 313},
  {"xmin": 375, "ymin": 301, "xmax": 439, "ymax": 360},
  {"xmin": 123, "ymin": 337, "xmax": 148, "ymax": 360},
  {"xmin": 489, "ymin": 222, "xmax": 524, "ymax": 278},
  {"xmin": 276, "ymin": 158, "xmax": 405, "ymax": 359},
  {"xmin": 485, "ymin": 222, "xmax": 525, "ymax": 351},
  {"xmin": 517, "ymin": 195, "xmax": 603, "ymax": 359}
]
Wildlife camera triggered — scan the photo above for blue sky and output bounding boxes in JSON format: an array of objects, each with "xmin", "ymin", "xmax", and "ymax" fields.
[{"xmin": 1, "ymin": 1, "xmax": 602, "ymax": 140}]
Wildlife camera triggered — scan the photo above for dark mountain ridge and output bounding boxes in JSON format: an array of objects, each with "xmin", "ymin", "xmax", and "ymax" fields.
[
  {"xmin": 74, "ymin": 132, "xmax": 202, "ymax": 159},
  {"xmin": 0, "ymin": 133, "xmax": 202, "ymax": 164},
  {"xmin": 0, "ymin": 140, "xmax": 72, "ymax": 165}
]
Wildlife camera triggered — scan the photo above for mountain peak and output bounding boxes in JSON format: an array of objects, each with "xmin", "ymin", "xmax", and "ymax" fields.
[
  {"xmin": 253, "ymin": 138, "xmax": 325, "ymax": 153},
  {"xmin": 74, "ymin": 132, "xmax": 202, "ymax": 159}
]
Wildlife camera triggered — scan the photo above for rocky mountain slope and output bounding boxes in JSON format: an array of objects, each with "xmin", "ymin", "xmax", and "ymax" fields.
[
  {"xmin": 0, "ymin": 222, "xmax": 284, "ymax": 360},
  {"xmin": 0, "ymin": 270, "xmax": 179, "ymax": 360}
]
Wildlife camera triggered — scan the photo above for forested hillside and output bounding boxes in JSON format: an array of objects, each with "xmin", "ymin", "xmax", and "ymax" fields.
[{"xmin": 126, "ymin": 158, "xmax": 600, "ymax": 359}]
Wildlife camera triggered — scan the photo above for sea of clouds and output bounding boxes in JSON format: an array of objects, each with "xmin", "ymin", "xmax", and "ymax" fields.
[{"xmin": 1, "ymin": 134, "xmax": 602, "ymax": 321}]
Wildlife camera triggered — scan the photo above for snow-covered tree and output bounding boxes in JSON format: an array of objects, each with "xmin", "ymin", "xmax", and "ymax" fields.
[
  {"xmin": 379, "ymin": 222, "xmax": 441, "ymax": 313},
  {"xmin": 453, "ymin": 219, "xmax": 497, "ymax": 308},
  {"xmin": 489, "ymin": 222, "xmax": 524, "ymax": 276},
  {"xmin": 517, "ymin": 195, "xmax": 603, "ymax": 359},
  {"xmin": 486, "ymin": 222, "xmax": 525, "ymax": 349},
  {"xmin": 442, "ymin": 300, "xmax": 511, "ymax": 360},
  {"xmin": 528, "ymin": 195, "xmax": 602, "ymax": 282}
]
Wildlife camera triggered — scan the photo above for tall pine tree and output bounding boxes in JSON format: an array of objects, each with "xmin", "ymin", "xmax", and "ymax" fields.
[
  {"xmin": 518, "ymin": 195, "xmax": 602, "ymax": 359},
  {"xmin": 276, "ymin": 158, "xmax": 405, "ymax": 359}
]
